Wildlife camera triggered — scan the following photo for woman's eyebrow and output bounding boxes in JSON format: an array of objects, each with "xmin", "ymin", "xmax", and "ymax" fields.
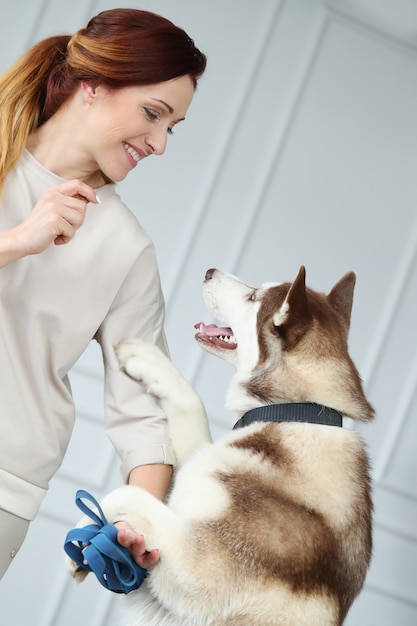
[
  {"xmin": 150, "ymin": 98, "xmax": 186, "ymax": 124},
  {"xmin": 151, "ymin": 98, "xmax": 174, "ymax": 114}
]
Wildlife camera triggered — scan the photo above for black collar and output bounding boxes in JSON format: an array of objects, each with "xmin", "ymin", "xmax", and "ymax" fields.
[{"xmin": 233, "ymin": 402, "xmax": 343, "ymax": 430}]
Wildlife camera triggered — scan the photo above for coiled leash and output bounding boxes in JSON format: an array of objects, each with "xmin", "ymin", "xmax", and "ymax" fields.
[{"xmin": 64, "ymin": 489, "xmax": 147, "ymax": 594}]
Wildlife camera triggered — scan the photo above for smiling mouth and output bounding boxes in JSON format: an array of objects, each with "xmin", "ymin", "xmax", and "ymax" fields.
[
  {"xmin": 123, "ymin": 142, "xmax": 142, "ymax": 163},
  {"xmin": 194, "ymin": 322, "xmax": 237, "ymax": 350}
]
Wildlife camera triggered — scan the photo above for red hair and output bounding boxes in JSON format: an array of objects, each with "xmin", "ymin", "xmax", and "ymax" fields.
[{"xmin": 42, "ymin": 9, "xmax": 207, "ymax": 122}]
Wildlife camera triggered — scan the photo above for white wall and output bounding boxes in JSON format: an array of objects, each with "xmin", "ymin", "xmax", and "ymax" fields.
[{"xmin": 0, "ymin": 0, "xmax": 416, "ymax": 624}]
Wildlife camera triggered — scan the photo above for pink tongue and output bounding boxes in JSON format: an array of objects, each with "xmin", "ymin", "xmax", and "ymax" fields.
[{"xmin": 194, "ymin": 322, "xmax": 233, "ymax": 337}]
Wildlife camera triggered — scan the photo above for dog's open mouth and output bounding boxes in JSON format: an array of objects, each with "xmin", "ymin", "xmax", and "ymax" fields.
[{"xmin": 194, "ymin": 322, "xmax": 237, "ymax": 350}]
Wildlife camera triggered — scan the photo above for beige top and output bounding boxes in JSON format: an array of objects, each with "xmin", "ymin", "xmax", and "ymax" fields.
[{"xmin": 0, "ymin": 150, "xmax": 175, "ymax": 520}]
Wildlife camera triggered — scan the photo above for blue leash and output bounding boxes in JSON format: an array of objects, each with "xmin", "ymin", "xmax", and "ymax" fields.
[{"xmin": 64, "ymin": 489, "xmax": 147, "ymax": 594}]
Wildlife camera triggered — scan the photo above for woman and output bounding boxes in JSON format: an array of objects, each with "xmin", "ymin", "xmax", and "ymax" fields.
[{"xmin": 0, "ymin": 8, "xmax": 206, "ymax": 578}]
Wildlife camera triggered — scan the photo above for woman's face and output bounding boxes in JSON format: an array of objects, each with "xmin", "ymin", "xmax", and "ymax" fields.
[{"xmin": 82, "ymin": 75, "xmax": 195, "ymax": 182}]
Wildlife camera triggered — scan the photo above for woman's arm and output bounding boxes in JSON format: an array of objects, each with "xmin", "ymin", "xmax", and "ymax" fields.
[
  {"xmin": 0, "ymin": 227, "xmax": 28, "ymax": 267},
  {"xmin": 96, "ymin": 232, "xmax": 175, "ymax": 570},
  {"xmin": 128, "ymin": 463, "xmax": 173, "ymax": 500}
]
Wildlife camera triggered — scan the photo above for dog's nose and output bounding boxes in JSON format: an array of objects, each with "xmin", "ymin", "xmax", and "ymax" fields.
[{"xmin": 205, "ymin": 268, "xmax": 216, "ymax": 281}]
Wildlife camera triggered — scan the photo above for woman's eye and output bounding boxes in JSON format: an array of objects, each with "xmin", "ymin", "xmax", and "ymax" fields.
[
  {"xmin": 144, "ymin": 108, "xmax": 174, "ymax": 136},
  {"xmin": 144, "ymin": 107, "xmax": 159, "ymax": 122}
]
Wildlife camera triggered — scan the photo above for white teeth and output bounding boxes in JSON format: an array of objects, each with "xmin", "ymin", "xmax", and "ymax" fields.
[
  {"xmin": 123, "ymin": 142, "xmax": 141, "ymax": 163},
  {"xmin": 220, "ymin": 335, "xmax": 237, "ymax": 344}
]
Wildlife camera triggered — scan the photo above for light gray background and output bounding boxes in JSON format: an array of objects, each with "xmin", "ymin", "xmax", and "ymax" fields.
[{"xmin": 0, "ymin": 1, "xmax": 416, "ymax": 624}]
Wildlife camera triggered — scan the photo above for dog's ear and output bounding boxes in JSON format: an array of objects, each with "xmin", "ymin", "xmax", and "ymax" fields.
[
  {"xmin": 327, "ymin": 271, "xmax": 356, "ymax": 329},
  {"xmin": 273, "ymin": 266, "xmax": 312, "ymax": 349},
  {"xmin": 285, "ymin": 266, "xmax": 309, "ymax": 317}
]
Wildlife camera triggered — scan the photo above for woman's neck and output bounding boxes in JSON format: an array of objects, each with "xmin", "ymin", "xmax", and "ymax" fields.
[{"xmin": 26, "ymin": 100, "xmax": 105, "ymax": 188}]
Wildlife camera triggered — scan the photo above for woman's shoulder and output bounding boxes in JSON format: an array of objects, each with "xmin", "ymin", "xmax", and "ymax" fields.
[
  {"xmin": 93, "ymin": 185, "xmax": 144, "ymax": 228},
  {"xmin": 86, "ymin": 184, "xmax": 154, "ymax": 250}
]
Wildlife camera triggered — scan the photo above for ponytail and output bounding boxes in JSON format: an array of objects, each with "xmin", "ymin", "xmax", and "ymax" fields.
[{"xmin": 0, "ymin": 36, "xmax": 70, "ymax": 195}]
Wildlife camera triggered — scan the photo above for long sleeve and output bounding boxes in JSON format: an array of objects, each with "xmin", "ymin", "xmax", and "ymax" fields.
[{"xmin": 95, "ymin": 243, "xmax": 176, "ymax": 481}]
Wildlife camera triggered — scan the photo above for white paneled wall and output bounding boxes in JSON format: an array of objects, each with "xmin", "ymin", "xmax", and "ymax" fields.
[{"xmin": 0, "ymin": 0, "xmax": 416, "ymax": 624}]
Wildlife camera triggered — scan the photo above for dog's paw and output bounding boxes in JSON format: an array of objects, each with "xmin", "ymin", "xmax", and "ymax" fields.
[
  {"xmin": 65, "ymin": 553, "xmax": 89, "ymax": 583},
  {"xmin": 115, "ymin": 339, "xmax": 161, "ymax": 388},
  {"xmin": 115, "ymin": 338, "xmax": 150, "ymax": 379},
  {"xmin": 64, "ymin": 512, "xmax": 95, "ymax": 583},
  {"xmin": 115, "ymin": 339, "xmax": 185, "ymax": 400}
]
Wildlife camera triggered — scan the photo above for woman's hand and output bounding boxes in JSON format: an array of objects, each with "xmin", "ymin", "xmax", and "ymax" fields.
[
  {"xmin": 18, "ymin": 179, "xmax": 99, "ymax": 252},
  {"xmin": 0, "ymin": 179, "xmax": 99, "ymax": 267},
  {"xmin": 115, "ymin": 521, "xmax": 160, "ymax": 569}
]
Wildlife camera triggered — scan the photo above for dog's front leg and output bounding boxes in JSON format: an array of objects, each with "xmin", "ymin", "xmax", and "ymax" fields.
[
  {"xmin": 98, "ymin": 485, "xmax": 174, "ymax": 544},
  {"xmin": 115, "ymin": 339, "xmax": 212, "ymax": 466},
  {"xmin": 89, "ymin": 484, "xmax": 191, "ymax": 603}
]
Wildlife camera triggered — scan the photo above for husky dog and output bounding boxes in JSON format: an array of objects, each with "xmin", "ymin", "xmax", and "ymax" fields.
[{"xmin": 68, "ymin": 266, "xmax": 373, "ymax": 626}]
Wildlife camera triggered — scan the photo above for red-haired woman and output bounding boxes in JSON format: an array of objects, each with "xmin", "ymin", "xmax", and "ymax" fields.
[{"xmin": 0, "ymin": 8, "xmax": 206, "ymax": 579}]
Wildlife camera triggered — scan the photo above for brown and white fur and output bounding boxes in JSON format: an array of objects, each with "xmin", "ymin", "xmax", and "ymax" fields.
[{"xmin": 67, "ymin": 266, "xmax": 373, "ymax": 626}]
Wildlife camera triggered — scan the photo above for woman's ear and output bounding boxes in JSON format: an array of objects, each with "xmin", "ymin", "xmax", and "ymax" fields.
[{"xmin": 80, "ymin": 81, "xmax": 97, "ymax": 104}]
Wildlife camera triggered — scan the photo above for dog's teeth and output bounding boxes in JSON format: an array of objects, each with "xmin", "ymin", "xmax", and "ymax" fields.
[{"xmin": 221, "ymin": 335, "xmax": 236, "ymax": 344}]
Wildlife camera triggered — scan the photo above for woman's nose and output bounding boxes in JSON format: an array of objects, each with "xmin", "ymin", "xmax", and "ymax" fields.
[{"xmin": 145, "ymin": 128, "xmax": 168, "ymax": 156}]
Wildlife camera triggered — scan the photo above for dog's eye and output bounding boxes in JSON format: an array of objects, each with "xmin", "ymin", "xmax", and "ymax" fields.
[{"xmin": 249, "ymin": 291, "xmax": 257, "ymax": 301}]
